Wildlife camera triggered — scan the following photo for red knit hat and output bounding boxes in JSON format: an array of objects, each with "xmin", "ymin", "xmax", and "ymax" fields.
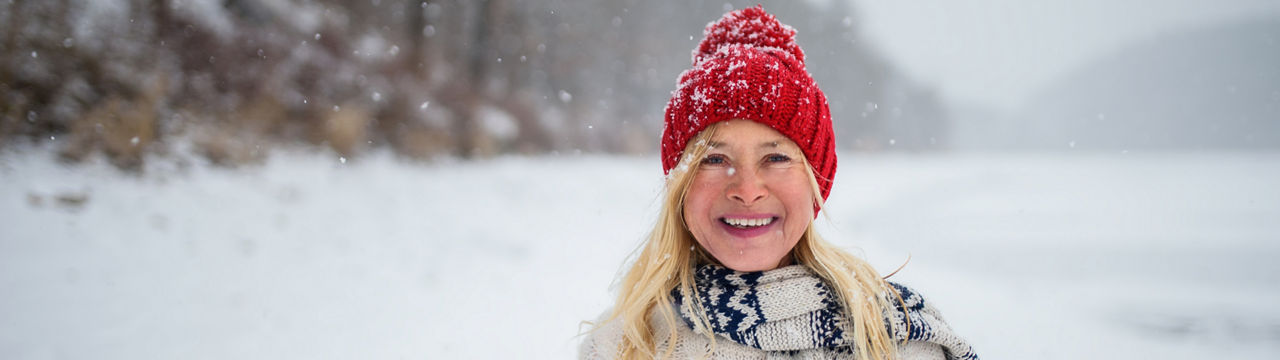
[{"xmin": 661, "ymin": 5, "xmax": 837, "ymax": 203}]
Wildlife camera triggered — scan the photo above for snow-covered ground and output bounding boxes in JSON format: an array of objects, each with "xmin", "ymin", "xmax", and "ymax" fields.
[{"xmin": 2, "ymin": 148, "xmax": 1278, "ymax": 359}]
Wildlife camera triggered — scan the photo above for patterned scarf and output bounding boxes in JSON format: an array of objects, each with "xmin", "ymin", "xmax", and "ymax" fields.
[{"xmin": 671, "ymin": 263, "xmax": 980, "ymax": 359}]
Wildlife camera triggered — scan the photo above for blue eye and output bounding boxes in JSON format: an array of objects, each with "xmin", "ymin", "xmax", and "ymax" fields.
[
  {"xmin": 766, "ymin": 154, "xmax": 791, "ymax": 163},
  {"xmin": 701, "ymin": 154, "xmax": 727, "ymax": 165}
]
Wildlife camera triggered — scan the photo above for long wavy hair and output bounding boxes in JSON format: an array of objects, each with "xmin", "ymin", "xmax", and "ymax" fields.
[{"xmin": 596, "ymin": 122, "xmax": 901, "ymax": 359}]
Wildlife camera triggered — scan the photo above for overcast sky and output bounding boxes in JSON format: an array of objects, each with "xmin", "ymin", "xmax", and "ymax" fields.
[{"xmin": 849, "ymin": 0, "xmax": 1280, "ymax": 112}]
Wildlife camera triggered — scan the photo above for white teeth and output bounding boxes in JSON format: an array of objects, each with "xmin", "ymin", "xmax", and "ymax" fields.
[{"xmin": 723, "ymin": 217, "xmax": 774, "ymax": 227}]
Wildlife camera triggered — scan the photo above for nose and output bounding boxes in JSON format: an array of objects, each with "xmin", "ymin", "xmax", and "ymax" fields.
[{"xmin": 726, "ymin": 167, "xmax": 768, "ymax": 206}]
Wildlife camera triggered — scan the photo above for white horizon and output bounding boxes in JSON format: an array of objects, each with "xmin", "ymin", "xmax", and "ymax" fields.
[{"xmin": 850, "ymin": 0, "xmax": 1280, "ymax": 111}]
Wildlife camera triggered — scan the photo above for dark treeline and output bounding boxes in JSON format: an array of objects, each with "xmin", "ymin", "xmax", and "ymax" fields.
[{"xmin": 0, "ymin": 0, "xmax": 943, "ymax": 170}]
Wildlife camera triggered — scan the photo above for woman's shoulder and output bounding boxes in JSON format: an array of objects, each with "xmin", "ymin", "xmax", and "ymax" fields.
[
  {"xmin": 579, "ymin": 310, "xmax": 623, "ymax": 360},
  {"xmin": 884, "ymin": 281, "xmax": 980, "ymax": 360},
  {"xmin": 579, "ymin": 305, "xmax": 719, "ymax": 360},
  {"xmin": 885, "ymin": 281, "xmax": 936, "ymax": 315}
]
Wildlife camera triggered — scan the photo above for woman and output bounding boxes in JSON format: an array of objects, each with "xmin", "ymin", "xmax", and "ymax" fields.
[{"xmin": 581, "ymin": 6, "xmax": 978, "ymax": 360}]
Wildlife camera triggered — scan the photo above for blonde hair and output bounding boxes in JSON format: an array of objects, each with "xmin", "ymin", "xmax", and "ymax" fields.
[{"xmin": 596, "ymin": 123, "xmax": 901, "ymax": 359}]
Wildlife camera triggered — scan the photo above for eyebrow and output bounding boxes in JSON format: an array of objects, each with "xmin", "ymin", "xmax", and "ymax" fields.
[{"xmin": 707, "ymin": 139, "xmax": 784, "ymax": 149}]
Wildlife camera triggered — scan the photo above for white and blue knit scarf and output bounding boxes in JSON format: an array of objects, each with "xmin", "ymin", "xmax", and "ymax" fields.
[{"xmin": 672, "ymin": 263, "xmax": 979, "ymax": 359}]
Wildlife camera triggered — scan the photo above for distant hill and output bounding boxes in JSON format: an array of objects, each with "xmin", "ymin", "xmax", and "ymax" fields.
[{"xmin": 1010, "ymin": 15, "xmax": 1280, "ymax": 150}]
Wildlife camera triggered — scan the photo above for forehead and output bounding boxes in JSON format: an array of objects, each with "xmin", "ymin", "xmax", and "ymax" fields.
[{"xmin": 708, "ymin": 119, "xmax": 798, "ymax": 150}]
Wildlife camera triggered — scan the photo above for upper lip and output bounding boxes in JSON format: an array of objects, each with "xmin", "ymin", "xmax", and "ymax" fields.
[{"xmin": 719, "ymin": 214, "xmax": 776, "ymax": 220}]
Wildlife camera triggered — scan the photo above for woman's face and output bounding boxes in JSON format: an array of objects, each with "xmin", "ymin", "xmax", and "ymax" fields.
[{"xmin": 683, "ymin": 119, "xmax": 815, "ymax": 272}]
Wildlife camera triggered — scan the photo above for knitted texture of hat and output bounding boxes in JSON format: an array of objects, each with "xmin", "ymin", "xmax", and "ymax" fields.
[{"xmin": 661, "ymin": 5, "xmax": 836, "ymax": 202}]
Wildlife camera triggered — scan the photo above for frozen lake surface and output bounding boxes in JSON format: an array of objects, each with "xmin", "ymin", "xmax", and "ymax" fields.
[{"xmin": 2, "ymin": 149, "xmax": 1278, "ymax": 359}]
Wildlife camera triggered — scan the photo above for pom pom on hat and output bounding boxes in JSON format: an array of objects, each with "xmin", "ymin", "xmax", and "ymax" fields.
[
  {"xmin": 662, "ymin": 5, "xmax": 837, "ymax": 209},
  {"xmin": 694, "ymin": 6, "xmax": 805, "ymax": 66}
]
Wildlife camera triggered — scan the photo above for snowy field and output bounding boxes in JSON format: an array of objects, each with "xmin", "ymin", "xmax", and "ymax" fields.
[{"xmin": 2, "ymin": 148, "xmax": 1278, "ymax": 359}]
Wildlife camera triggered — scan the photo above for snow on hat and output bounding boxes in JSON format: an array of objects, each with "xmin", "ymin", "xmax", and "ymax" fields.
[{"xmin": 661, "ymin": 5, "xmax": 837, "ymax": 203}]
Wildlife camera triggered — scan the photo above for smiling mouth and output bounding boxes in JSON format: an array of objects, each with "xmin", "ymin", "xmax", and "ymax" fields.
[{"xmin": 720, "ymin": 217, "xmax": 777, "ymax": 229}]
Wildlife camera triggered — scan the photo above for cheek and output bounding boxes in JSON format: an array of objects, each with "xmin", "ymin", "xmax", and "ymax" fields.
[
  {"xmin": 773, "ymin": 174, "xmax": 815, "ymax": 218},
  {"xmin": 682, "ymin": 176, "xmax": 721, "ymax": 226}
]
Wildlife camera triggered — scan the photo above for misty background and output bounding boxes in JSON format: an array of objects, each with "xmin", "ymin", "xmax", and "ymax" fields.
[
  {"xmin": 3, "ymin": 0, "xmax": 1278, "ymax": 163},
  {"xmin": 2, "ymin": 0, "xmax": 1279, "ymax": 359}
]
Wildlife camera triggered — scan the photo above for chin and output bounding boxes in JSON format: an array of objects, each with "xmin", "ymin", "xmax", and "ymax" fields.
[{"xmin": 718, "ymin": 256, "xmax": 783, "ymax": 272}]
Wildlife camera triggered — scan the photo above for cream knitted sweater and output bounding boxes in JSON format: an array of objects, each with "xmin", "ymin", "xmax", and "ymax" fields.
[{"xmin": 579, "ymin": 265, "xmax": 977, "ymax": 359}]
